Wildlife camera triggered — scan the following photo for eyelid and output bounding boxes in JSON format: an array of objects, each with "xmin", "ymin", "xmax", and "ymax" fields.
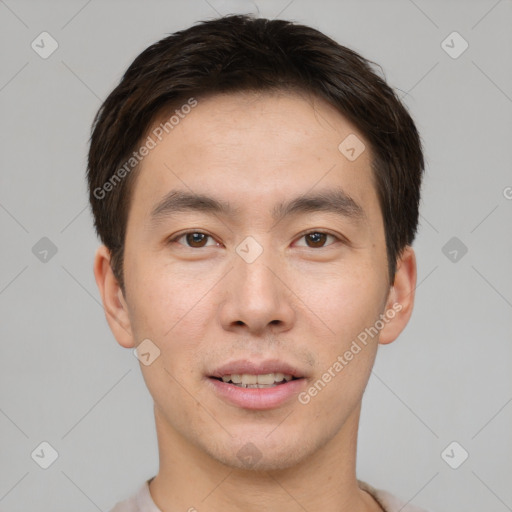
[
  {"xmin": 293, "ymin": 229, "xmax": 345, "ymax": 248},
  {"xmin": 168, "ymin": 230, "xmax": 219, "ymax": 247},
  {"xmin": 167, "ymin": 229, "xmax": 347, "ymax": 249}
]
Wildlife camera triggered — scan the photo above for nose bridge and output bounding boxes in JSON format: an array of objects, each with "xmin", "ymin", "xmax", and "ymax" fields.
[
  {"xmin": 235, "ymin": 238, "xmax": 280, "ymax": 305},
  {"xmin": 219, "ymin": 234, "xmax": 295, "ymax": 333}
]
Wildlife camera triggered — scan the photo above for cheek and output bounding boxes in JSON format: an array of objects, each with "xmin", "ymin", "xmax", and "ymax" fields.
[
  {"xmin": 299, "ymin": 264, "xmax": 385, "ymax": 414},
  {"xmin": 299, "ymin": 308, "xmax": 379, "ymax": 423},
  {"xmin": 131, "ymin": 270, "xmax": 209, "ymax": 420},
  {"xmin": 126, "ymin": 249, "xmax": 220, "ymax": 342},
  {"xmin": 296, "ymin": 263, "xmax": 387, "ymax": 349}
]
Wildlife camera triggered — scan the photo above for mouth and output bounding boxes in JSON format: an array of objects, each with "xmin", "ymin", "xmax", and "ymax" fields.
[
  {"xmin": 207, "ymin": 360, "xmax": 307, "ymax": 410},
  {"xmin": 210, "ymin": 372, "xmax": 300, "ymax": 388}
]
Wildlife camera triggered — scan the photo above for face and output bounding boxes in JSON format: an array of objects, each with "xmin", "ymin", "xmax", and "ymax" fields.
[{"xmin": 96, "ymin": 90, "xmax": 415, "ymax": 472}]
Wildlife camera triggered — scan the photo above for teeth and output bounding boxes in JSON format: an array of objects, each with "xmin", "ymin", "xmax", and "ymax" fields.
[
  {"xmin": 255, "ymin": 373, "xmax": 275, "ymax": 385},
  {"xmin": 242, "ymin": 374, "xmax": 258, "ymax": 385},
  {"xmin": 219, "ymin": 373, "xmax": 294, "ymax": 386}
]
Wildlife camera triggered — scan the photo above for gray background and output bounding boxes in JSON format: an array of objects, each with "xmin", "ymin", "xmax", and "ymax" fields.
[{"xmin": 1, "ymin": 0, "xmax": 511, "ymax": 511}]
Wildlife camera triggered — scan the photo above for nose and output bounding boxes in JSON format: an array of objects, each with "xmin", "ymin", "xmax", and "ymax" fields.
[{"xmin": 218, "ymin": 247, "xmax": 296, "ymax": 336}]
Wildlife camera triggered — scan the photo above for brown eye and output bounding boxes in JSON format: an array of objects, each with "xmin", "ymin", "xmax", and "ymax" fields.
[
  {"xmin": 185, "ymin": 232, "xmax": 209, "ymax": 247},
  {"xmin": 169, "ymin": 231, "xmax": 216, "ymax": 248},
  {"xmin": 305, "ymin": 232, "xmax": 329, "ymax": 248}
]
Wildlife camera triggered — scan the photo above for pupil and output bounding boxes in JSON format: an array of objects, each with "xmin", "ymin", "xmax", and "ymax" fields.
[
  {"xmin": 307, "ymin": 232, "xmax": 326, "ymax": 247},
  {"xmin": 187, "ymin": 233, "xmax": 206, "ymax": 247}
]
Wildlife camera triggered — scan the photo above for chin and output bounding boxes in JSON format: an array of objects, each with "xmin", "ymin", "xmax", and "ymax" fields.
[{"xmin": 205, "ymin": 432, "xmax": 317, "ymax": 472}]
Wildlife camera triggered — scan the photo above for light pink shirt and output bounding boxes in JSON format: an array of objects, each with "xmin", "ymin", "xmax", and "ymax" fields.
[{"xmin": 109, "ymin": 478, "xmax": 432, "ymax": 512}]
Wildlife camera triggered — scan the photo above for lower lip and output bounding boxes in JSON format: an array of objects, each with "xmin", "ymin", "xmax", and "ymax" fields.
[{"xmin": 207, "ymin": 377, "xmax": 306, "ymax": 410}]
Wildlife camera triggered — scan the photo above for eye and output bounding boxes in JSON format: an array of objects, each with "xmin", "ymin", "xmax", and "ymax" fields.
[
  {"xmin": 295, "ymin": 231, "xmax": 339, "ymax": 248},
  {"xmin": 168, "ymin": 230, "xmax": 342, "ymax": 249},
  {"xmin": 169, "ymin": 231, "xmax": 218, "ymax": 248}
]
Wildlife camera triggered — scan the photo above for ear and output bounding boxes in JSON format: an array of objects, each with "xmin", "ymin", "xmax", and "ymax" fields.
[
  {"xmin": 378, "ymin": 245, "xmax": 417, "ymax": 345},
  {"xmin": 93, "ymin": 245, "xmax": 135, "ymax": 348}
]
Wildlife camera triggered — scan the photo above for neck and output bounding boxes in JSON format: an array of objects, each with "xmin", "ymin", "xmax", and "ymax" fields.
[{"xmin": 148, "ymin": 402, "xmax": 382, "ymax": 512}]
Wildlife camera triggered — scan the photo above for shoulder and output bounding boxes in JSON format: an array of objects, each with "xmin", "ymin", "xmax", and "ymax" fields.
[
  {"xmin": 109, "ymin": 492, "xmax": 138, "ymax": 512},
  {"xmin": 358, "ymin": 480, "xmax": 432, "ymax": 512},
  {"xmin": 108, "ymin": 479, "xmax": 161, "ymax": 512}
]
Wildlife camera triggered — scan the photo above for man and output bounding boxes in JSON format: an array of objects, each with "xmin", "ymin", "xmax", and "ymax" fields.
[{"xmin": 88, "ymin": 14, "xmax": 430, "ymax": 512}]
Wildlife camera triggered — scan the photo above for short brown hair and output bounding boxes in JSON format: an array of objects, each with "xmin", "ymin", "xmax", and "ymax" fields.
[{"xmin": 87, "ymin": 14, "xmax": 424, "ymax": 293}]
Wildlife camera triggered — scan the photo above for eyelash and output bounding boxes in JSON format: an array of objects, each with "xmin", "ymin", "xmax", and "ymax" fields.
[{"xmin": 167, "ymin": 230, "xmax": 344, "ymax": 249}]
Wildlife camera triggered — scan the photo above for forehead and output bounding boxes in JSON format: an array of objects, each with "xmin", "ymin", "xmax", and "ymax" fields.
[{"xmin": 128, "ymin": 90, "xmax": 379, "ymax": 226}]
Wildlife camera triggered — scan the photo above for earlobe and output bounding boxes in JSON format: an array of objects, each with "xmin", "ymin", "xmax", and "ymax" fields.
[
  {"xmin": 378, "ymin": 246, "xmax": 417, "ymax": 345},
  {"xmin": 93, "ymin": 245, "xmax": 135, "ymax": 348}
]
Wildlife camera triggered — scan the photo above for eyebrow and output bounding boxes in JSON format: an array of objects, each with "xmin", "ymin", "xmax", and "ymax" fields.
[{"xmin": 149, "ymin": 187, "xmax": 366, "ymax": 226}]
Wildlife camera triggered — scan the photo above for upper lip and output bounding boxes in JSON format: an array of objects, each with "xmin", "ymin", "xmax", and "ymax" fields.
[{"xmin": 209, "ymin": 359, "xmax": 306, "ymax": 379}]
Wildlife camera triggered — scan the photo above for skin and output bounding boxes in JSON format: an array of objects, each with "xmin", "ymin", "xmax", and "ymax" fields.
[{"xmin": 94, "ymin": 90, "xmax": 416, "ymax": 512}]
